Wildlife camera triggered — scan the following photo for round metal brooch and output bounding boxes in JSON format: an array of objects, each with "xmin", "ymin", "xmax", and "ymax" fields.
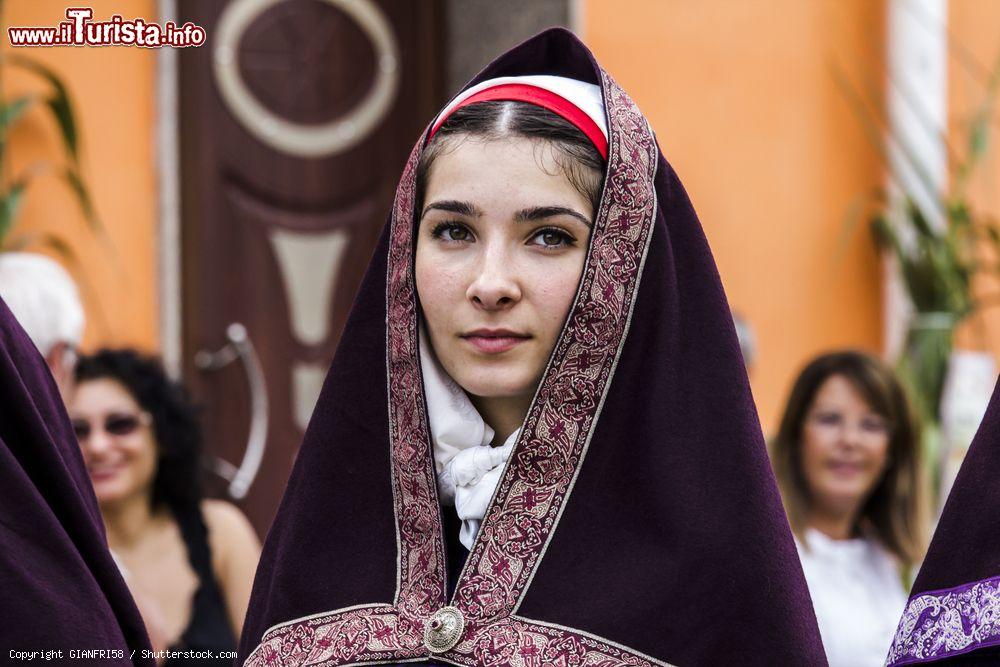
[{"xmin": 423, "ymin": 605, "xmax": 465, "ymax": 653}]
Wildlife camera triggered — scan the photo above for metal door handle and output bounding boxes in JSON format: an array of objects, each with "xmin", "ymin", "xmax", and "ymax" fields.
[{"xmin": 194, "ymin": 323, "xmax": 268, "ymax": 500}]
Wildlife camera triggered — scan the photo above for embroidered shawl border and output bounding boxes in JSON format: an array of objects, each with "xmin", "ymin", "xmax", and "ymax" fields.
[
  {"xmin": 887, "ymin": 574, "xmax": 1000, "ymax": 666},
  {"xmin": 245, "ymin": 607, "xmax": 673, "ymax": 666}
]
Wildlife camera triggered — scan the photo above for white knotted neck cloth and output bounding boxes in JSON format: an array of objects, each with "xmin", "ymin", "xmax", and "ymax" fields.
[{"xmin": 419, "ymin": 327, "xmax": 521, "ymax": 551}]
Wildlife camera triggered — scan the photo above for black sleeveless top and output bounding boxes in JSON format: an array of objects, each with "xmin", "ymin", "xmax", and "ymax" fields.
[{"xmin": 164, "ymin": 508, "xmax": 237, "ymax": 665}]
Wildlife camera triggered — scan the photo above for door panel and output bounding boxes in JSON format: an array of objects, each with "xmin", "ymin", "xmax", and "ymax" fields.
[{"xmin": 178, "ymin": 0, "xmax": 441, "ymax": 536}]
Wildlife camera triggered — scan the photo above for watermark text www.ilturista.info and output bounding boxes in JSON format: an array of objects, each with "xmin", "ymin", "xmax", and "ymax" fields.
[{"xmin": 8, "ymin": 7, "xmax": 206, "ymax": 48}]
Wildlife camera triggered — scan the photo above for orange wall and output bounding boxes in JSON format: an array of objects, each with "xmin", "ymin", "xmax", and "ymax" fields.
[
  {"xmin": 950, "ymin": 1, "xmax": 1000, "ymax": 358},
  {"xmin": 583, "ymin": 0, "xmax": 887, "ymax": 432},
  {"xmin": 3, "ymin": 0, "xmax": 158, "ymax": 352}
]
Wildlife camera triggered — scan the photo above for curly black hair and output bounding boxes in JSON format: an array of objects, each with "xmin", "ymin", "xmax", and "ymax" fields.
[{"xmin": 75, "ymin": 348, "xmax": 203, "ymax": 515}]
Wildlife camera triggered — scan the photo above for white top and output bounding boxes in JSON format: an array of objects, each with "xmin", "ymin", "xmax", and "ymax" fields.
[
  {"xmin": 796, "ymin": 528, "xmax": 907, "ymax": 667},
  {"xmin": 419, "ymin": 327, "xmax": 520, "ymax": 551}
]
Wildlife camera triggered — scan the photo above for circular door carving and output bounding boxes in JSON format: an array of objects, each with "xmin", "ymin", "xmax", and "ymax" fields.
[{"xmin": 213, "ymin": 0, "xmax": 400, "ymax": 158}]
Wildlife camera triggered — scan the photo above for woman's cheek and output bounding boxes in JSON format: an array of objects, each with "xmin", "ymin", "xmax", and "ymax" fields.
[
  {"xmin": 799, "ymin": 433, "xmax": 829, "ymax": 487},
  {"xmin": 429, "ymin": 267, "xmax": 467, "ymax": 306},
  {"xmin": 867, "ymin": 440, "xmax": 891, "ymax": 482},
  {"xmin": 417, "ymin": 256, "xmax": 461, "ymax": 308},
  {"xmin": 542, "ymin": 267, "xmax": 583, "ymax": 316}
]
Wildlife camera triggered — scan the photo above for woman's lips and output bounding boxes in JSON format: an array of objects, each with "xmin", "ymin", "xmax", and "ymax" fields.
[
  {"xmin": 88, "ymin": 463, "xmax": 125, "ymax": 482},
  {"xmin": 462, "ymin": 335, "xmax": 529, "ymax": 354},
  {"xmin": 827, "ymin": 461, "xmax": 865, "ymax": 477}
]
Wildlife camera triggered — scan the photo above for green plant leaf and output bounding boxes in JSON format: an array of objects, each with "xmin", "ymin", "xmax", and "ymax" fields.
[
  {"xmin": 969, "ymin": 112, "xmax": 990, "ymax": 159},
  {"xmin": 948, "ymin": 199, "xmax": 972, "ymax": 228},
  {"xmin": 0, "ymin": 95, "xmax": 36, "ymax": 132},
  {"xmin": 6, "ymin": 54, "xmax": 80, "ymax": 164},
  {"xmin": 955, "ymin": 57, "xmax": 999, "ymax": 191},
  {"xmin": 907, "ymin": 198, "xmax": 937, "ymax": 239},
  {"xmin": 61, "ymin": 168, "xmax": 117, "ymax": 261},
  {"xmin": 870, "ymin": 214, "xmax": 900, "ymax": 251},
  {"xmin": 834, "ymin": 62, "xmax": 947, "ymax": 218},
  {"xmin": 0, "ymin": 179, "xmax": 28, "ymax": 247},
  {"xmin": 834, "ymin": 190, "xmax": 883, "ymax": 266},
  {"xmin": 985, "ymin": 225, "xmax": 1000, "ymax": 245},
  {"xmin": 60, "ymin": 167, "xmax": 99, "ymax": 231}
]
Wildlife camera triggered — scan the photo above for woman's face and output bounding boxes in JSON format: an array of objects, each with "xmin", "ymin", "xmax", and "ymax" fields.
[
  {"xmin": 415, "ymin": 136, "xmax": 594, "ymax": 405},
  {"xmin": 800, "ymin": 374, "xmax": 891, "ymax": 518},
  {"xmin": 70, "ymin": 378, "xmax": 157, "ymax": 507}
]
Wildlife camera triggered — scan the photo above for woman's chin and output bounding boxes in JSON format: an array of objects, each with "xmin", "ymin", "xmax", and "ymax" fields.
[
  {"xmin": 92, "ymin": 479, "xmax": 136, "ymax": 506},
  {"xmin": 814, "ymin": 485, "xmax": 873, "ymax": 515},
  {"xmin": 459, "ymin": 375, "xmax": 535, "ymax": 402}
]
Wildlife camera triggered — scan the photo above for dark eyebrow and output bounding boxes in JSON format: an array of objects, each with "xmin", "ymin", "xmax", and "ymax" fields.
[
  {"xmin": 421, "ymin": 200, "xmax": 482, "ymax": 220},
  {"xmin": 514, "ymin": 206, "xmax": 592, "ymax": 228}
]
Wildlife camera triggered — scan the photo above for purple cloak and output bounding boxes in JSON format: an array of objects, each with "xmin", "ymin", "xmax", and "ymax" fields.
[
  {"xmin": 885, "ymin": 379, "xmax": 1000, "ymax": 666},
  {"xmin": 238, "ymin": 29, "xmax": 826, "ymax": 666},
  {"xmin": 0, "ymin": 297, "xmax": 152, "ymax": 663}
]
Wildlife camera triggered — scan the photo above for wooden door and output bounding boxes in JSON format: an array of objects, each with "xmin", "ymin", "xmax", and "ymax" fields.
[{"xmin": 178, "ymin": 0, "xmax": 441, "ymax": 536}]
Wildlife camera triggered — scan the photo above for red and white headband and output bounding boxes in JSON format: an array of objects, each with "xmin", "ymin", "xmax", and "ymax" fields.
[{"xmin": 429, "ymin": 75, "xmax": 608, "ymax": 159}]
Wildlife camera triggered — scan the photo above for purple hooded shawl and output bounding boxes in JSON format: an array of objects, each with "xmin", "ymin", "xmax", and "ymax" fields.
[
  {"xmin": 885, "ymin": 378, "xmax": 1000, "ymax": 666},
  {"xmin": 239, "ymin": 29, "xmax": 826, "ymax": 666},
  {"xmin": 0, "ymin": 297, "xmax": 152, "ymax": 662}
]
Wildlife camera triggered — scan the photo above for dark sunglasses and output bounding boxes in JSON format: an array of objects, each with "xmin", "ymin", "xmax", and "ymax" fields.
[{"xmin": 72, "ymin": 412, "xmax": 152, "ymax": 442}]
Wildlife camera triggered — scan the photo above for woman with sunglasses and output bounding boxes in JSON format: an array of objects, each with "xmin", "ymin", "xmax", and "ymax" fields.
[
  {"xmin": 770, "ymin": 351, "xmax": 929, "ymax": 666},
  {"xmin": 70, "ymin": 349, "xmax": 261, "ymax": 664}
]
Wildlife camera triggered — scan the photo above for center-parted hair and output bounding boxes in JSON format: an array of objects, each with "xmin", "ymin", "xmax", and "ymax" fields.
[
  {"xmin": 770, "ymin": 350, "xmax": 928, "ymax": 566},
  {"xmin": 415, "ymin": 100, "xmax": 606, "ymax": 218}
]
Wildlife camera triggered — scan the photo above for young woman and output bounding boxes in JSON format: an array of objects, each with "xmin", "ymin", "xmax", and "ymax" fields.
[
  {"xmin": 238, "ymin": 29, "xmax": 826, "ymax": 666},
  {"xmin": 771, "ymin": 351, "xmax": 928, "ymax": 667},
  {"xmin": 886, "ymin": 378, "xmax": 1000, "ymax": 665},
  {"xmin": 70, "ymin": 349, "xmax": 261, "ymax": 663}
]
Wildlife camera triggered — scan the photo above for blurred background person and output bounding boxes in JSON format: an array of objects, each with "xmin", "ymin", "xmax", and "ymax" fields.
[
  {"xmin": 0, "ymin": 252, "xmax": 84, "ymax": 397},
  {"xmin": 770, "ymin": 350, "xmax": 928, "ymax": 667},
  {"xmin": 70, "ymin": 349, "xmax": 260, "ymax": 663}
]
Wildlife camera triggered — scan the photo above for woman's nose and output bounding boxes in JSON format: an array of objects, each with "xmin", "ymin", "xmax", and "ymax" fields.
[
  {"xmin": 85, "ymin": 428, "xmax": 115, "ymax": 457},
  {"xmin": 466, "ymin": 245, "xmax": 521, "ymax": 310},
  {"xmin": 838, "ymin": 422, "xmax": 866, "ymax": 448}
]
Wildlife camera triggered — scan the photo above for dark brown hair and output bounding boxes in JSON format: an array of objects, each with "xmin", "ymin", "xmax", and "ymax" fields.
[
  {"xmin": 415, "ymin": 100, "xmax": 605, "ymax": 217},
  {"xmin": 770, "ymin": 350, "xmax": 928, "ymax": 566}
]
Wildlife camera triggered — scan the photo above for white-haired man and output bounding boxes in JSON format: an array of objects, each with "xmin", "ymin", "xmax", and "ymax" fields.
[{"xmin": 0, "ymin": 252, "xmax": 85, "ymax": 396}]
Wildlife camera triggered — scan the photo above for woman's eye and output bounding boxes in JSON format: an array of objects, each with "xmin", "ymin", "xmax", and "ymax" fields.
[
  {"xmin": 530, "ymin": 228, "xmax": 575, "ymax": 249},
  {"xmin": 814, "ymin": 412, "xmax": 842, "ymax": 427},
  {"xmin": 71, "ymin": 420, "xmax": 91, "ymax": 440},
  {"xmin": 431, "ymin": 222, "xmax": 472, "ymax": 243},
  {"xmin": 861, "ymin": 417, "xmax": 889, "ymax": 434}
]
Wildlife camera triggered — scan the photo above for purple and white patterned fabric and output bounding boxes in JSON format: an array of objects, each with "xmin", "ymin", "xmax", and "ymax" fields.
[
  {"xmin": 238, "ymin": 28, "xmax": 827, "ymax": 666},
  {"xmin": 886, "ymin": 379, "xmax": 1000, "ymax": 666},
  {"xmin": 887, "ymin": 576, "xmax": 1000, "ymax": 665}
]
